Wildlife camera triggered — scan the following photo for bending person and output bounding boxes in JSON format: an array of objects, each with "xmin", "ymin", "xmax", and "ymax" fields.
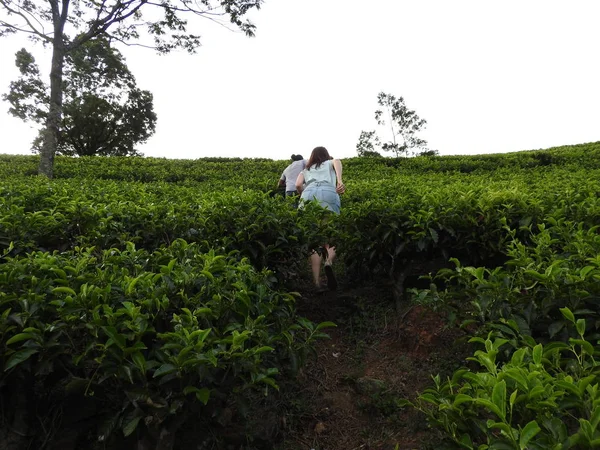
[
  {"xmin": 278, "ymin": 154, "xmax": 306, "ymax": 196},
  {"xmin": 295, "ymin": 146, "xmax": 345, "ymax": 290}
]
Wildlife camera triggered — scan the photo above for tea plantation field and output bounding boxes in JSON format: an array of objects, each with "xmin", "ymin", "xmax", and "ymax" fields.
[{"xmin": 2, "ymin": 141, "xmax": 600, "ymax": 449}]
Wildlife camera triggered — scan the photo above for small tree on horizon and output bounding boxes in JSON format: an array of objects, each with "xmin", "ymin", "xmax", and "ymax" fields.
[{"xmin": 357, "ymin": 92, "xmax": 428, "ymax": 158}]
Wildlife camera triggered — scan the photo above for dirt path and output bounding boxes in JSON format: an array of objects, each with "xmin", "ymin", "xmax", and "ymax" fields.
[{"xmin": 275, "ymin": 281, "xmax": 469, "ymax": 450}]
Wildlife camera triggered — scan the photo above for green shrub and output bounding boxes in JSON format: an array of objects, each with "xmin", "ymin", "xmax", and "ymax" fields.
[
  {"xmin": 0, "ymin": 240, "xmax": 333, "ymax": 448},
  {"xmin": 409, "ymin": 309, "xmax": 600, "ymax": 449},
  {"xmin": 416, "ymin": 219, "xmax": 600, "ymax": 342}
]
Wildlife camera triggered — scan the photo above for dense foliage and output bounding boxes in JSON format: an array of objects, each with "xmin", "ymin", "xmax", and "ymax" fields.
[
  {"xmin": 0, "ymin": 0, "xmax": 262, "ymax": 177},
  {"xmin": 1, "ymin": 242, "xmax": 328, "ymax": 448},
  {"xmin": 1, "ymin": 140, "xmax": 600, "ymax": 448},
  {"xmin": 4, "ymin": 41, "xmax": 156, "ymax": 156}
]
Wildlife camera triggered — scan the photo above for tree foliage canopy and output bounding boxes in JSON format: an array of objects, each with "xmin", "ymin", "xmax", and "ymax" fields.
[
  {"xmin": 356, "ymin": 130, "xmax": 382, "ymax": 158},
  {"xmin": 4, "ymin": 40, "xmax": 157, "ymax": 156},
  {"xmin": 0, "ymin": 0, "xmax": 262, "ymax": 176},
  {"xmin": 0, "ymin": 0, "xmax": 260, "ymax": 51}
]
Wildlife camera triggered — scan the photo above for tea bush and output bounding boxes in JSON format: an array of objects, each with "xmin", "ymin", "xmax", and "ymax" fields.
[
  {"xmin": 410, "ymin": 309, "xmax": 600, "ymax": 449},
  {"xmin": 0, "ymin": 179, "xmax": 333, "ymax": 281},
  {"xmin": 416, "ymin": 218, "xmax": 600, "ymax": 342},
  {"xmin": 3, "ymin": 142, "xmax": 600, "ymax": 447},
  {"xmin": 0, "ymin": 240, "xmax": 333, "ymax": 448}
]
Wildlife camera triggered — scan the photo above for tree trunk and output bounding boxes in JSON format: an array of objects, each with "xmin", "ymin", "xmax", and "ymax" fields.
[{"xmin": 38, "ymin": 3, "xmax": 68, "ymax": 178}]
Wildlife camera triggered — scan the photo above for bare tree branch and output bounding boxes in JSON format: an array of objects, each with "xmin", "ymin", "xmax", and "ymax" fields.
[{"xmin": 0, "ymin": 0, "xmax": 52, "ymax": 41}]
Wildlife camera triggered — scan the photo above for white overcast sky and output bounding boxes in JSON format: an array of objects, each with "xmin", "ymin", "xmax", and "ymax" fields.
[{"xmin": 1, "ymin": 0, "xmax": 599, "ymax": 160}]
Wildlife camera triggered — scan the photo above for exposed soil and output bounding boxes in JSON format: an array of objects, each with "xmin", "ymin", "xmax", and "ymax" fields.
[{"xmin": 271, "ymin": 274, "xmax": 472, "ymax": 450}]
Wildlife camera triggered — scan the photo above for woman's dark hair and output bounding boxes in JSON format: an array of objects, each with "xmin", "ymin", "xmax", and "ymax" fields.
[
  {"xmin": 291, "ymin": 154, "xmax": 304, "ymax": 161},
  {"xmin": 306, "ymin": 146, "xmax": 332, "ymax": 170}
]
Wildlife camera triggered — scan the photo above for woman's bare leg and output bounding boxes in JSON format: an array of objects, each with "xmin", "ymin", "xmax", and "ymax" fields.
[{"xmin": 310, "ymin": 252, "xmax": 322, "ymax": 287}]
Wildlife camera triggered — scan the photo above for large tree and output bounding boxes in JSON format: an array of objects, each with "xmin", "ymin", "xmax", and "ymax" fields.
[
  {"xmin": 0, "ymin": 0, "xmax": 261, "ymax": 177},
  {"xmin": 5, "ymin": 40, "xmax": 157, "ymax": 156},
  {"xmin": 357, "ymin": 91, "xmax": 428, "ymax": 158}
]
